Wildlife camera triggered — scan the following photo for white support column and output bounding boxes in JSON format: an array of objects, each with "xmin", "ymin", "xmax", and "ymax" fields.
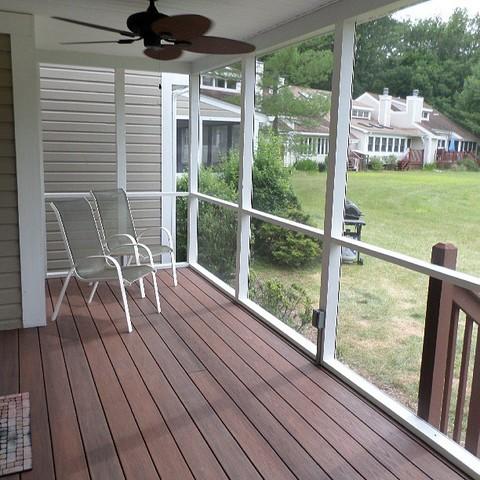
[
  {"xmin": 318, "ymin": 19, "xmax": 356, "ymax": 361},
  {"xmin": 6, "ymin": 15, "xmax": 47, "ymax": 327},
  {"xmin": 161, "ymin": 73, "xmax": 176, "ymax": 262},
  {"xmin": 115, "ymin": 68, "xmax": 127, "ymax": 190},
  {"xmin": 235, "ymin": 55, "xmax": 256, "ymax": 300},
  {"xmin": 187, "ymin": 74, "xmax": 200, "ymax": 264}
]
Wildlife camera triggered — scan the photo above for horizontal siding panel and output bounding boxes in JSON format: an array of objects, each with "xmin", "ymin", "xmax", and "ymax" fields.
[
  {"xmin": 0, "ymin": 224, "xmax": 18, "ymax": 241},
  {"xmin": 0, "ymin": 256, "xmax": 19, "ymax": 274},
  {"xmin": 127, "ymin": 182, "xmax": 161, "ymax": 191},
  {"xmin": 44, "ymin": 162, "xmax": 115, "ymax": 173},
  {"xmin": 0, "ymin": 105, "xmax": 13, "ymax": 122},
  {"xmin": 41, "ymin": 100, "xmax": 115, "ymax": 114},
  {"xmin": 126, "ymin": 124, "xmax": 160, "ymax": 135},
  {"xmin": 0, "ymin": 122, "xmax": 14, "ymax": 139},
  {"xmin": 43, "ymin": 142, "xmax": 115, "ymax": 153},
  {"xmin": 125, "ymin": 115, "xmax": 160, "ymax": 126},
  {"xmin": 125, "ymin": 94, "xmax": 161, "ymax": 106},
  {"xmin": 0, "ymin": 192, "xmax": 17, "ymax": 207},
  {"xmin": 127, "ymin": 164, "xmax": 160, "ymax": 174},
  {"xmin": 0, "ymin": 87, "xmax": 12, "ymax": 105},
  {"xmin": 0, "ymin": 207, "xmax": 18, "ymax": 224},
  {"xmin": 45, "ymin": 182, "xmax": 116, "ymax": 193},
  {"xmin": 44, "ymin": 152, "xmax": 116, "ymax": 163},
  {"xmin": 0, "ymin": 288, "xmax": 21, "ymax": 305},
  {"xmin": 42, "ymin": 121, "xmax": 115, "ymax": 133},
  {"xmin": 126, "ymin": 144, "xmax": 160, "ymax": 154},
  {"xmin": 0, "ymin": 158, "xmax": 15, "ymax": 174},
  {"xmin": 41, "ymin": 78, "xmax": 114, "ymax": 93},
  {"xmin": 0, "ymin": 303, "xmax": 22, "ymax": 321},
  {"xmin": 0, "ymin": 273, "xmax": 20, "ymax": 289},
  {"xmin": 45, "ymin": 172, "xmax": 115, "ymax": 183},
  {"xmin": 43, "ymin": 132, "xmax": 116, "ymax": 143},
  {"xmin": 0, "ymin": 174, "xmax": 17, "ymax": 191},
  {"xmin": 41, "ymin": 89, "xmax": 115, "ymax": 103},
  {"xmin": 125, "ymin": 84, "xmax": 162, "ymax": 96},
  {"xmin": 0, "ymin": 240, "xmax": 19, "ymax": 257},
  {"xmin": 0, "ymin": 140, "xmax": 15, "ymax": 156},
  {"xmin": 40, "ymin": 66, "xmax": 114, "ymax": 83},
  {"xmin": 0, "ymin": 52, "xmax": 11, "ymax": 69},
  {"xmin": 42, "ymin": 111, "xmax": 115, "ymax": 123},
  {"xmin": 125, "ymin": 71, "xmax": 161, "ymax": 86},
  {"xmin": 0, "ymin": 35, "xmax": 10, "ymax": 51},
  {"xmin": 0, "ymin": 70, "xmax": 12, "ymax": 87}
]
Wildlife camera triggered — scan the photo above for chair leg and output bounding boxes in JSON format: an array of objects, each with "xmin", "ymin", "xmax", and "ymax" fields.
[
  {"xmin": 171, "ymin": 252, "xmax": 178, "ymax": 287},
  {"xmin": 133, "ymin": 247, "xmax": 145, "ymax": 298},
  {"xmin": 88, "ymin": 282, "xmax": 99, "ymax": 304},
  {"xmin": 52, "ymin": 269, "xmax": 74, "ymax": 322},
  {"xmin": 151, "ymin": 272, "xmax": 161, "ymax": 313},
  {"xmin": 118, "ymin": 279, "xmax": 133, "ymax": 333}
]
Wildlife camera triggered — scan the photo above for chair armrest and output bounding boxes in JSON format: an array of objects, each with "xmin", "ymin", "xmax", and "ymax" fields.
[
  {"xmin": 137, "ymin": 227, "xmax": 173, "ymax": 250},
  {"xmin": 106, "ymin": 233, "xmax": 137, "ymax": 246},
  {"xmin": 133, "ymin": 243, "xmax": 156, "ymax": 269}
]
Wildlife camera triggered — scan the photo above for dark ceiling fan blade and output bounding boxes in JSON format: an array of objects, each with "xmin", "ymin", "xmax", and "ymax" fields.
[
  {"xmin": 183, "ymin": 36, "xmax": 255, "ymax": 54},
  {"xmin": 151, "ymin": 15, "xmax": 212, "ymax": 40},
  {"xmin": 60, "ymin": 39, "xmax": 139, "ymax": 45},
  {"xmin": 144, "ymin": 46, "xmax": 183, "ymax": 61},
  {"xmin": 52, "ymin": 17, "xmax": 137, "ymax": 38}
]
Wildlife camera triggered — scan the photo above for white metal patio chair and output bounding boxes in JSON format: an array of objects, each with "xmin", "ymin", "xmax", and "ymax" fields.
[
  {"xmin": 49, "ymin": 198, "xmax": 161, "ymax": 333},
  {"xmin": 90, "ymin": 189, "xmax": 177, "ymax": 297}
]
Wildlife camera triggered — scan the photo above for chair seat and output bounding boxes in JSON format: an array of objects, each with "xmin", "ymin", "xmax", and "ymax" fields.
[
  {"xmin": 78, "ymin": 263, "xmax": 154, "ymax": 284},
  {"xmin": 109, "ymin": 243, "xmax": 173, "ymax": 258}
]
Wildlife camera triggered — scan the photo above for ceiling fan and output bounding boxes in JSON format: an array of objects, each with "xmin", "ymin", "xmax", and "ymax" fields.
[{"xmin": 53, "ymin": 0, "xmax": 255, "ymax": 61}]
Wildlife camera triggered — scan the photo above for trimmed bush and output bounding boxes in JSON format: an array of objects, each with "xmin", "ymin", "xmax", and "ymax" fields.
[
  {"xmin": 458, "ymin": 158, "xmax": 479, "ymax": 171},
  {"xmin": 318, "ymin": 161, "xmax": 327, "ymax": 172},
  {"xmin": 249, "ymin": 272, "xmax": 312, "ymax": 332},
  {"xmin": 294, "ymin": 158, "xmax": 318, "ymax": 171},
  {"xmin": 369, "ymin": 158, "xmax": 384, "ymax": 171}
]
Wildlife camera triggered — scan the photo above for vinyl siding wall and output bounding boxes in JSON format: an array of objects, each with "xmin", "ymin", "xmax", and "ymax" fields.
[
  {"xmin": 41, "ymin": 65, "xmax": 162, "ymax": 272},
  {"xmin": 125, "ymin": 70, "xmax": 162, "ymax": 249},
  {"xmin": 0, "ymin": 34, "xmax": 21, "ymax": 329}
]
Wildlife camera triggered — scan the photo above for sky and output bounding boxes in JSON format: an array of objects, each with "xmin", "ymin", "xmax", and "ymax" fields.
[{"xmin": 393, "ymin": 0, "xmax": 480, "ymax": 21}]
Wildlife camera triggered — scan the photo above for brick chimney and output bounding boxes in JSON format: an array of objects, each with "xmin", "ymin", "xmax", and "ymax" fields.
[
  {"xmin": 406, "ymin": 89, "xmax": 424, "ymax": 124},
  {"xmin": 378, "ymin": 87, "xmax": 392, "ymax": 127}
]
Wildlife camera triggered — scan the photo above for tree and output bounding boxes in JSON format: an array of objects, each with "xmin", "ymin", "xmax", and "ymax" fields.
[
  {"xmin": 457, "ymin": 61, "xmax": 480, "ymax": 135},
  {"xmin": 258, "ymin": 47, "xmax": 331, "ymax": 132}
]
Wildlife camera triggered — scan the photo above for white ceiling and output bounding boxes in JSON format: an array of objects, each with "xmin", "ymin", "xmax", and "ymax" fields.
[{"xmin": 0, "ymin": 0, "xmax": 338, "ymax": 64}]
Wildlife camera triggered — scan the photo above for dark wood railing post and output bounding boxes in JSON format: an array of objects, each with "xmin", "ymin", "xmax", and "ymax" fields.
[{"xmin": 418, "ymin": 243, "xmax": 457, "ymax": 428}]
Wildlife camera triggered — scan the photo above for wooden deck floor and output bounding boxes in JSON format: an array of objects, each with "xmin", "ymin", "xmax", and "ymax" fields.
[{"xmin": 0, "ymin": 268, "xmax": 471, "ymax": 480}]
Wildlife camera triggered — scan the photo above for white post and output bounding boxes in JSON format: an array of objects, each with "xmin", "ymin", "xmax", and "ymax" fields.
[
  {"xmin": 161, "ymin": 73, "xmax": 176, "ymax": 263},
  {"xmin": 235, "ymin": 55, "xmax": 256, "ymax": 300},
  {"xmin": 318, "ymin": 19, "xmax": 356, "ymax": 362},
  {"xmin": 115, "ymin": 68, "xmax": 127, "ymax": 190},
  {"xmin": 187, "ymin": 74, "xmax": 200, "ymax": 264},
  {"xmin": 8, "ymin": 15, "xmax": 47, "ymax": 328}
]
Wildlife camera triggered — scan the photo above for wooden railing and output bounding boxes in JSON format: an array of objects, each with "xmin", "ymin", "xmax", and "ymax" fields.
[
  {"xmin": 418, "ymin": 243, "xmax": 480, "ymax": 455},
  {"xmin": 397, "ymin": 149, "xmax": 424, "ymax": 170},
  {"xmin": 436, "ymin": 150, "xmax": 479, "ymax": 167}
]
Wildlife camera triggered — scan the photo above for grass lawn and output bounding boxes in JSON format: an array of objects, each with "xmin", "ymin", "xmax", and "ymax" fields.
[{"xmin": 251, "ymin": 169, "xmax": 480, "ymax": 411}]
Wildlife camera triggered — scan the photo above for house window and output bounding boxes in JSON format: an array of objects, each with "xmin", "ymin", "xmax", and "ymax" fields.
[
  {"xmin": 352, "ymin": 108, "xmax": 371, "ymax": 119},
  {"xmin": 317, "ymin": 137, "xmax": 329, "ymax": 155},
  {"xmin": 422, "ymin": 111, "xmax": 429, "ymax": 120},
  {"xmin": 214, "ymin": 78, "xmax": 226, "ymax": 89},
  {"xmin": 407, "ymin": 138, "xmax": 412, "ymax": 149},
  {"xmin": 202, "ymin": 75, "xmax": 214, "ymax": 87},
  {"xmin": 375, "ymin": 137, "xmax": 381, "ymax": 152},
  {"xmin": 226, "ymin": 80, "xmax": 237, "ymax": 90},
  {"xmin": 400, "ymin": 139, "xmax": 406, "ymax": 151},
  {"xmin": 387, "ymin": 138, "xmax": 394, "ymax": 152},
  {"xmin": 394, "ymin": 138, "xmax": 399, "ymax": 152},
  {"xmin": 368, "ymin": 136, "xmax": 374, "ymax": 152},
  {"xmin": 438, "ymin": 139, "xmax": 446, "ymax": 149},
  {"xmin": 381, "ymin": 137, "xmax": 387, "ymax": 152}
]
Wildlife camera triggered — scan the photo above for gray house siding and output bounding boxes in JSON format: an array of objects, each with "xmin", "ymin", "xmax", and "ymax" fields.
[{"xmin": 0, "ymin": 34, "xmax": 21, "ymax": 329}]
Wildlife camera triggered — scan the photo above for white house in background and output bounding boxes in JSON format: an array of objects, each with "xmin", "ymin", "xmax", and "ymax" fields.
[
  {"xmin": 289, "ymin": 87, "xmax": 480, "ymax": 166},
  {"xmin": 350, "ymin": 89, "xmax": 480, "ymax": 164}
]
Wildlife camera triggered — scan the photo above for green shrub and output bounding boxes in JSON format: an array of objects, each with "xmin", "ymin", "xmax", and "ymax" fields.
[
  {"xmin": 253, "ymin": 209, "xmax": 321, "ymax": 267},
  {"xmin": 422, "ymin": 162, "xmax": 437, "ymax": 171},
  {"xmin": 294, "ymin": 158, "xmax": 318, "ymax": 171},
  {"xmin": 318, "ymin": 161, "xmax": 327, "ymax": 172},
  {"xmin": 458, "ymin": 158, "xmax": 479, "ymax": 171},
  {"xmin": 369, "ymin": 158, "xmax": 384, "ymax": 171},
  {"xmin": 249, "ymin": 272, "xmax": 312, "ymax": 332}
]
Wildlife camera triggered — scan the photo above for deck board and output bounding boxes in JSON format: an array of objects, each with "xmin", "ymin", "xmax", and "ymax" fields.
[{"xmin": 0, "ymin": 267, "xmax": 471, "ymax": 480}]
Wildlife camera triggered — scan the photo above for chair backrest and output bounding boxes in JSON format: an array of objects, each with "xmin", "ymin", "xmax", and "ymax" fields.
[
  {"xmin": 50, "ymin": 198, "xmax": 106, "ymax": 277},
  {"xmin": 90, "ymin": 189, "xmax": 137, "ymax": 250}
]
